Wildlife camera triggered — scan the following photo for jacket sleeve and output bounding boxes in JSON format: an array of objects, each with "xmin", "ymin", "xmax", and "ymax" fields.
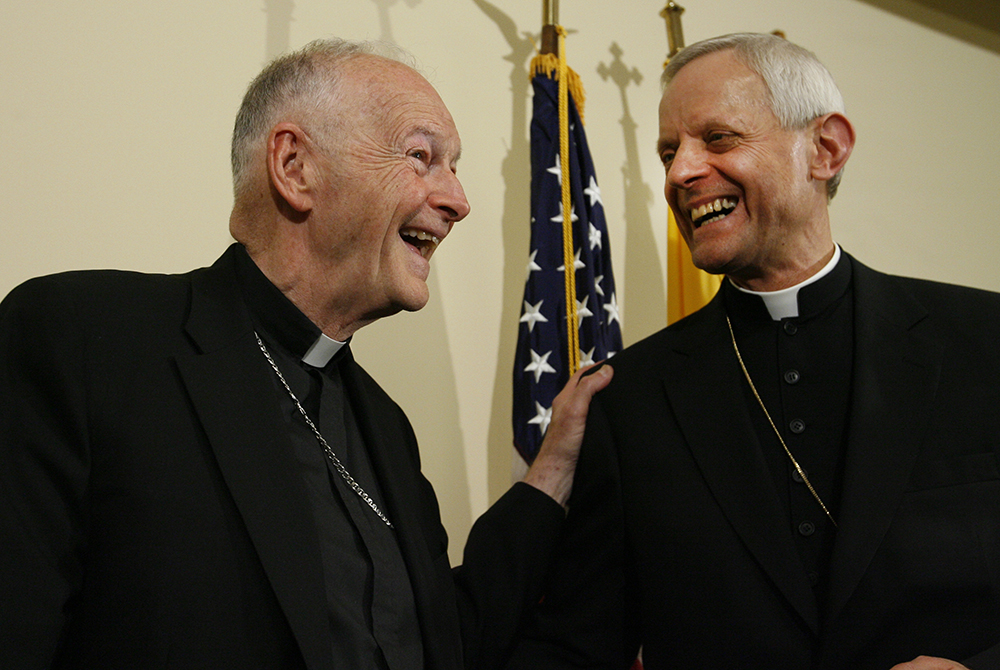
[
  {"xmin": 453, "ymin": 481, "xmax": 566, "ymax": 670},
  {"xmin": 0, "ymin": 278, "xmax": 92, "ymax": 668},
  {"xmin": 500, "ymin": 397, "xmax": 640, "ymax": 670}
]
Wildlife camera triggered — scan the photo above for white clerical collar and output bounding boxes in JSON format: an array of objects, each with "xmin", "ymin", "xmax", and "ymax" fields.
[
  {"xmin": 301, "ymin": 333, "xmax": 347, "ymax": 368},
  {"xmin": 731, "ymin": 245, "xmax": 842, "ymax": 321}
]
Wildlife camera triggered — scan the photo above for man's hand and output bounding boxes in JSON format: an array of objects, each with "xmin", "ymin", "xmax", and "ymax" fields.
[
  {"xmin": 890, "ymin": 656, "xmax": 970, "ymax": 670},
  {"xmin": 522, "ymin": 363, "xmax": 613, "ymax": 507}
]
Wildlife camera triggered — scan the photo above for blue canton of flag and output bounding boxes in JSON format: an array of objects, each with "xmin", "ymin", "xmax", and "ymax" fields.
[{"xmin": 513, "ymin": 70, "xmax": 623, "ymax": 465}]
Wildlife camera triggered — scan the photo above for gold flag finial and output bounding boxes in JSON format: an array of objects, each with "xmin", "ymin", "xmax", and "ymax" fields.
[{"xmin": 660, "ymin": 2, "xmax": 685, "ymax": 62}]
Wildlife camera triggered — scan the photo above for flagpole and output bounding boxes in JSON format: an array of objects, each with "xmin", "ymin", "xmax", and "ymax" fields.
[
  {"xmin": 541, "ymin": 0, "xmax": 558, "ymax": 55},
  {"xmin": 660, "ymin": 1, "xmax": 685, "ymax": 61}
]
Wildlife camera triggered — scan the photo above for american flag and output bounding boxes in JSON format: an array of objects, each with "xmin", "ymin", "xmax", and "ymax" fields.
[{"xmin": 512, "ymin": 66, "xmax": 623, "ymax": 465}]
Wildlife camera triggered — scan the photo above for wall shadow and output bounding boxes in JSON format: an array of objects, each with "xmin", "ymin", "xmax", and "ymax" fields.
[
  {"xmin": 471, "ymin": 0, "xmax": 537, "ymax": 502},
  {"xmin": 854, "ymin": 0, "xmax": 1000, "ymax": 54},
  {"xmin": 370, "ymin": 0, "xmax": 422, "ymax": 43},
  {"xmin": 264, "ymin": 0, "xmax": 294, "ymax": 59},
  {"xmin": 349, "ymin": 271, "xmax": 472, "ymax": 565},
  {"xmin": 597, "ymin": 42, "xmax": 665, "ymax": 347}
]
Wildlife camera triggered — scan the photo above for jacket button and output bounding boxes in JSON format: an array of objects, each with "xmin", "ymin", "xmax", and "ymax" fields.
[
  {"xmin": 792, "ymin": 468, "xmax": 807, "ymax": 483},
  {"xmin": 789, "ymin": 419, "xmax": 806, "ymax": 434},
  {"xmin": 798, "ymin": 521, "xmax": 816, "ymax": 536},
  {"xmin": 784, "ymin": 369, "xmax": 801, "ymax": 384},
  {"xmin": 783, "ymin": 321, "xmax": 798, "ymax": 335}
]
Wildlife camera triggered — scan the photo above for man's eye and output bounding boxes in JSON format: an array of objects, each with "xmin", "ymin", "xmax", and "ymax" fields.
[
  {"xmin": 706, "ymin": 132, "xmax": 734, "ymax": 145},
  {"xmin": 410, "ymin": 150, "xmax": 427, "ymax": 161}
]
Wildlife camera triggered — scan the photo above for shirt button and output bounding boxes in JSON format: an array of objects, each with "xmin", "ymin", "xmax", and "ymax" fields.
[
  {"xmin": 798, "ymin": 521, "xmax": 816, "ymax": 537},
  {"xmin": 783, "ymin": 369, "xmax": 801, "ymax": 384},
  {"xmin": 783, "ymin": 321, "xmax": 798, "ymax": 335},
  {"xmin": 789, "ymin": 419, "xmax": 806, "ymax": 434},
  {"xmin": 792, "ymin": 468, "xmax": 807, "ymax": 483}
]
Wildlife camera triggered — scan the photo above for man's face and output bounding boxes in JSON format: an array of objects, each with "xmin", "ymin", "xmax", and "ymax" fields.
[
  {"xmin": 305, "ymin": 56, "xmax": 470, "ymax": 321},
  {"xmin": 657, "ymin": 50, "xmax": 824, "ymax": 288}
]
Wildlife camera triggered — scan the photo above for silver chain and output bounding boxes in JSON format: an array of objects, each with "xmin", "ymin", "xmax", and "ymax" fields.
[{"xmin": 255, "ymin": 332, "xmax": 394, "ymax": 528}]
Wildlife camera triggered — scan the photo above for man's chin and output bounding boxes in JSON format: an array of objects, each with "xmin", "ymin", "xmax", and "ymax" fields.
[{"xmin": 393, "ymin": 283, "xmax": 430, "ymax": 314}]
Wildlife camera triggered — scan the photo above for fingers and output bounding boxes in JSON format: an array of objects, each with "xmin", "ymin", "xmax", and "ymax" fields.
[
  {"xmin": 553, "ymin": 363, "xmax": 613, "ymax": 411},
  {"xmin": 522, "ymin": 364, "xmax": 612, "ymax": 507},
  {"xmin": 890, "ymin": 656, "xmax": 970, "ymax": 670}
]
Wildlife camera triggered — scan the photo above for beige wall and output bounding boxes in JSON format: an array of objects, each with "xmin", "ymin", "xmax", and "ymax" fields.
[{"xmin": 3, "ymin": 0, "xmax": 998, "ymax": 563}]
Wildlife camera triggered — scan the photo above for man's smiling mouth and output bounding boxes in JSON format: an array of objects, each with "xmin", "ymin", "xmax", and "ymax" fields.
[
  {"xmin": 690, "ymin": 198, "xmax": 737, "ymax": 228},
  {"xmin": 400, "ymin": 228, "xmax": 441, "ymax": 259}
]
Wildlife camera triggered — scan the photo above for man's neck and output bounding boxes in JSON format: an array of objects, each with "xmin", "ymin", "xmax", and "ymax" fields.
[
  {"xmin": 246, "ymin": 244, "xmax": 372, "ymax": 342},
  {"xmin": 731, "ymin": 245, "xmax": 842, "ymax": 320}
]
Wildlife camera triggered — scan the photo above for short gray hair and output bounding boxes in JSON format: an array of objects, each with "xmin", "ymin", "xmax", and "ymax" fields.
[
  {"xmin": 230, "ymin": 38, "xmax": 415, "ymax": 201},
  {"xmin": 662, "ymin": 33, "xmax": 847, "ymax": 199}
]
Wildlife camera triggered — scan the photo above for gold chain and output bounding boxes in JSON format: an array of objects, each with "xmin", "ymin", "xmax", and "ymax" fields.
[{"xmin": 725, "ymin": 315, "xmax": 837, "ymax": 528}]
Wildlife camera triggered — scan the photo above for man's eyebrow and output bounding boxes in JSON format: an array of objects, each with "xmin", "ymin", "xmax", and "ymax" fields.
[{"xmin": 412, "ymin": 126, "xmax": 462, "ymax": 163}]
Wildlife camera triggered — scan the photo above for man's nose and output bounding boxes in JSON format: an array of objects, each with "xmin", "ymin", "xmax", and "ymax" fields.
[
  {"xmin": 667, "ymin": 142, "xmax": 710, "ymax": 190},
  {"xmin": 432, "ymin": 170, "xmax": 471, "ymax": 223}
]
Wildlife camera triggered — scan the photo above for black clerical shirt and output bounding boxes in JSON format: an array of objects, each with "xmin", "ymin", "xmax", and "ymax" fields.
[
  {"xmin": 723, "ymin": 252, "xmax": 854, "ymax": 610},
  {"xmin": 233, "ymin": 245, "xmax": 423, "ymax": 670}
]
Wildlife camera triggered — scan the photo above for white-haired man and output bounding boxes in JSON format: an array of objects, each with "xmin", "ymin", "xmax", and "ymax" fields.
[
  {"xmin": 508, "ymin": 33, "xmax": 999, "ymax": 670},
  {"xmin": 0, "ymin": 39, "xmax": 610, "ymax": 670}
]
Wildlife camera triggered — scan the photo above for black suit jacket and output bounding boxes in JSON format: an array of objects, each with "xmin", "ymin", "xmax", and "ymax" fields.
[
  {"xmin": 509, "ymin": 255, "xmax": 1000, "ymax": 669},
  {"xmin": 0, "ymin": 245, "xmax": 563, "ymax": 670}
]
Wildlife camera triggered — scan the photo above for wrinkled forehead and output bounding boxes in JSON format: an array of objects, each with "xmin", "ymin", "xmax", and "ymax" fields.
[
  {"xmin": 659, "ymin": 52, "xmax": 770, "ymax": 128},
  {"xmin": 340, "ymin": 56, "xmax": 461, "ymax": 152}
]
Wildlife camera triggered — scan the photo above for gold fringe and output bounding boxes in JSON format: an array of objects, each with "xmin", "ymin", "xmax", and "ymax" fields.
[{"xmin": 529, "ymin": 53, "xmax": 587, "ymax": 124}]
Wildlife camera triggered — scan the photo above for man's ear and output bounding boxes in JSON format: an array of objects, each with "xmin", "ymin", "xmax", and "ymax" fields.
[
  {"xmin": 267, "ymin": 122, "xmax": 315, "ymax": 214},
  {"xmin": 810, "ymin": 112, "xmax": 855, "ymax": 182}
]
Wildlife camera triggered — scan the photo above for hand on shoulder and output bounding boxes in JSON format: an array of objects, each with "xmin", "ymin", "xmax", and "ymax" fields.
[{"xmin": 522, "ymin": 363, "xmax": 613, "ymax": 507}]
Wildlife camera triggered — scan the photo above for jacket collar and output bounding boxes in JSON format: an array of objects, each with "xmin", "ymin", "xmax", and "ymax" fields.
[
  {"xmin": 175, "ymin": 244, "xmax": 336, "ymax": 670},
  {"xmin": 824, "ymin": 255, "xmax": 941, "ymax": 625}
]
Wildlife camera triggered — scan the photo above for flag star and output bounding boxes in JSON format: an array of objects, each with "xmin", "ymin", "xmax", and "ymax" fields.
[
  {"xmin": 576, "ymin": 295, "xmax": 594, "ymax": 328},
  {"xmin": 584, "ymin": 175, "xmax": 603, "ymax": 207},
  {"xmin": 524, "ymin": 349, "xmax": 557, "ymax": 383},
  {"xmin": 594, "ymin": 275, "xmax": 605, "ymax": 297},
  {"xmin": 547, "ymin": 154, "xmax": 562, "ymax": 185},
  {"xmin": 527, "ymin": 401, "xmax": 553, "ymax": 435},
  {"xmin": 557, "ymin": 248, "xmax": 585, "ymax": 272},
  {"xmin": 579, "ymin": 347, "xmax": 596, "ymax": 367},
  {"xmin": 525, "ymin": 249, "xmax": 542, "ymax": 279},
  {"xmin": 603, "ymin": 293, "xmax": 621, "ymax": 326},
  {"xmin": 550, "ymin": 202, "xmax": 578, "ymax": 225},
  {"xmin": 589, "ymin": 223, "xmax": 602, "ymax": 250},
  {"xmin": 520, "ymin": 300, "xmax": 549, "ymax": 332}
]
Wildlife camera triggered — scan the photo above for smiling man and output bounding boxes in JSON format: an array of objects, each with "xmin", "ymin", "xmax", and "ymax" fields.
[
  {"xmin": 0, "ymin": 39, "xmax": 610, "ymax": 670},
  {"xmin": 507, "ymin": 33, "xmax": 1000, "ymax": 670}
]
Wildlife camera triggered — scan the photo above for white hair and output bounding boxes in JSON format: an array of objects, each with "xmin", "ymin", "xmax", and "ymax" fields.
[{"xmin": 662, "ymin": 33, "xmax": 847, "ymax": 199}]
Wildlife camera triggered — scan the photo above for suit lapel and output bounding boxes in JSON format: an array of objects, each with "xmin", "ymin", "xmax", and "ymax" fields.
[
  {"xmin": 175, "ymin": 252, "xmax": 334, "ymax": 670},
  {"xmin": 339, "ymin": 353, "xmax": 461, "ymax": 669},
  {"xmin": 825, "ymin": 258, "xmax": 942, "ymax": 624},
  {"xmin": 663, "ymin": 296, "xmax": 820, "ymax": 633}
]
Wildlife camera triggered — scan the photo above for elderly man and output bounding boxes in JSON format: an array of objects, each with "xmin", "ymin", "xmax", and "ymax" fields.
[
  {"xmin": 507, "ymin": 33, "xmax": 1000, "ymax": 670},
  {"xmin": 0, "ymin": 39, "xmax": 609, "ymax": 669}
]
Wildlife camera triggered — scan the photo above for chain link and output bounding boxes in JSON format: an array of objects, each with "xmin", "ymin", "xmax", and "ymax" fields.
[{"xmin": 255, "ymin": 332, "xmax": 394, "ymax": 528}]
